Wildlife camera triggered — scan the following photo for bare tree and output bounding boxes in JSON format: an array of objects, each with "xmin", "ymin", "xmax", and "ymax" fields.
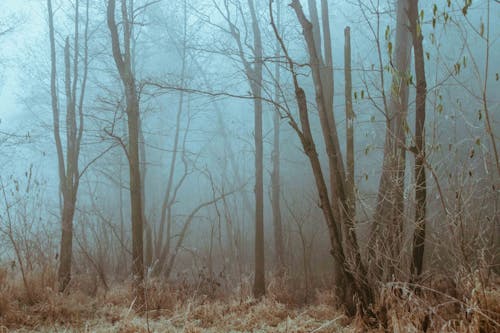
[
  {"xmin": 47, "ymin": 0, "xmax": 90, "ymax": 292},
  {"xmin": 214, "ymin": 0, "xmax": 265, "ymax": 298},
  {"xmin": 368, "ymin": 0, "xmax": 412, "ymax": 282},
  {"xmin": 270, "ymin": 0, "xmax": 373, "ymax": 314},
  {"xmin": 107, "ymin": 0, "xmax": 145, "ymax": 309}
]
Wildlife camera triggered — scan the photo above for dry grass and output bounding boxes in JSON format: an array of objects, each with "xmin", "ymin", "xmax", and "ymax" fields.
[{"xmin": 0, "ymin": 265, "xmax": 498, "ymax": 332}]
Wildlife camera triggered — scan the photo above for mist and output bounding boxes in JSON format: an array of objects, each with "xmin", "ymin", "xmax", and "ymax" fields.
[{"xmin": 0, "ymin": 0, "xmax": 498, "ymax": 332}]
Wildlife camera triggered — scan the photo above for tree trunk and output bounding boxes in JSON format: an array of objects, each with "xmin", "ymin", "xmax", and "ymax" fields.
[
  {"xmin": 248, "ymin": 0, "xmax": 265, "ymax": 298},
  {"xmin": 271, "ymin": 2, "xmax": 373, "ymax": 313},
  {"xmin": 48, "ymin": 0, "xmax": 88, "ymax": 292},
  {"xmin": 59, "ymin": 195, "xmax": 75, "ymax": 291},
  {"xmin": 107, "ymin": 0, "xmax": 144, "ymax": 310},
  {"xmin": 408, "ymin": 0, "xmax": 427, "ymax": 279},
  {"xmin": 271, "ymin": 0, "xmax": 285, "ymax": 275},
  {"xmin": 288, "ymin": 1, "xmax": 372, "ymax": 313},
  {"xmin": 344, "ymin": 26, "xmax": 355, "ymax": 221},
  {"xmin": 369, "ymin": 0, "xmax": 411, "ymax": 283}
]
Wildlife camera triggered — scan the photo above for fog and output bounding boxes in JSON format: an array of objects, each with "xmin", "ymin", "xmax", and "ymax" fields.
[{"xmin": 0, "ymin": 0, "xmax": 498, "ymax": 330}]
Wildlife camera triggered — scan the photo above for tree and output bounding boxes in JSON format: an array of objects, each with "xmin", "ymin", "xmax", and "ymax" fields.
[
  {"xmin": 368, "ymin": 0, "xmax": 412, "ymax": 282},
  {"xmin": 215, "ymin": 0, "xmax": 265, "ymax": 298},
  {"xmin": 344, "ymin": 26, "xmax": 355, "ymax": 247},
  {"xmin": 47, "ymin": 0, "xmax": 90, "ymax": 292},
  {"xmin": 407, "ymin": 0, "xmax": 427, "ymax": 279},
  {"xmin": 107, "ymin": 0, "xmax": 145, "ymax": 309},
  {"xmin": 271, "ymin": 0, "xmax": 285, "ymax": 275},
  {"xmin": 270, "ymin": 0, "xmax": 373, "ymax": 314}
]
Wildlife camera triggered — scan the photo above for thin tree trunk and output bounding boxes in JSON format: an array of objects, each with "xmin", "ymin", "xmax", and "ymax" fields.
[
  {"xmin": 344, "ymin": 26, "xmax": 355, "ymax": 218},
  {"xmin": 408, "ymin": 0, "xmax": 427, "ymax": 278},
  {"xmin": 369, "ymin": 0, "xmax": 411, "ymax": 282},
  {"xmin": 48, "ymin": 0, "xmax": 87, "ymax": 292},
  {"xmin": 107, "ymin": 0, "xmax": 144, "ymax": 310},
  {"xmin": 271, "ymin": 0, "xmax": 285, "ymax": 275},
  {"xmin": 270, "ymin": 2, "xmax": 373, "ymax": 313}
]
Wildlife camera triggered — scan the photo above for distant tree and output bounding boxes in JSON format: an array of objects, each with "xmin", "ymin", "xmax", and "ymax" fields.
[
  {"xmin": 271, "ymin": 0, "xmax": 285, "ymax": 274},
  {"xmin": 215, "ymin": 0, "xmax": 265, "ymax": 298},
  {"xmin": 47, "ymin": 0, "xmax": 90, "ymax": 292}
]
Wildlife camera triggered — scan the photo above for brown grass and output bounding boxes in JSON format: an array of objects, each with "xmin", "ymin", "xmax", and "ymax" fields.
[{"xmin": 0, "ymin": 265, "xmax": 498, "ymax": 332}]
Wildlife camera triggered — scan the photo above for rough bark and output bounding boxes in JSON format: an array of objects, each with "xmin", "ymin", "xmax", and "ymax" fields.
[
  {"xmin": 107, "ymin": 0, "xmax": 144, "ymax": 310},
  {"xmin": 408, "ymin": 0, "xmax": 427, "ymax": 278}
]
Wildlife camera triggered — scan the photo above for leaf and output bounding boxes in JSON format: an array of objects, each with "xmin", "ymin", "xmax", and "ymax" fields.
[
  {"xmin": 478, "ymin": 110, "xmax": 482, "ymax": 120},
  {"xmin": 370, "ymin": 115, "xmax": 375, "ymax": 122},
  {"xmin": 426, "ymin": 52, "xmax": 430, "ymax": 60},
  {"xmin": 430, "ymin": 33, "xmax": 436, "ymax": 45},
  {"xmin": 361, "ymin": 90, "xmax": 365, "ymax": 99},
  {"xmin": 437, "ymin": 104, "xmax": 443, "ymax": 113},
  {"xmin": 385, "ymin": 25, "xmax": 390, "ymax": 40},
  {"xmin": 496, "ymin": 73, "xmax": 499, "ymax": 81},
  {"xmin": 475, "ymin": 138, "xmax": 481, "ymax": 146},
  {"xmin": 420, "ymin": 9, "xmax": 424, "ymax": 21},
  {"xmin": 433, "ymin": 4, "xmax": 438, "ymax": 16},
  {"xmin": 388, "ymin": 41, "xmax": 393, "ymax": 55}
]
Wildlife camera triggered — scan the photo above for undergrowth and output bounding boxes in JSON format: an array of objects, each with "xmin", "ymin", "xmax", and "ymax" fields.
[{"xmin": 0, "ymin": 265, "xmax": 498, "ymax": 332}]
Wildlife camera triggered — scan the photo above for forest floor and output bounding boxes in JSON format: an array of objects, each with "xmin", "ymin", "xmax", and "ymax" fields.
[
  {"xmin": 1, "ymin": 269, "xmax": 499, "ymax": 332},
  {"xmin": 1, "ymin": 281, "xmax": 353, "ymax": 333}
]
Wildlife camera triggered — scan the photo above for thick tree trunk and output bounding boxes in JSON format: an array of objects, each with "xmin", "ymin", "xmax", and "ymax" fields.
[
  {"xmin": 127, "ymin": 98, "xmax": 145, "ymax": 306},
  {"xmin": 409, "ymin": 0, "xmax": 427, "ymax": 278},
  {"xmin": 369, "ymin": 0, "xmax": 411, "ymax": 283},
  {"xmin": 59, "ymin": 195, "xmax": 75, "ymax": 291}
]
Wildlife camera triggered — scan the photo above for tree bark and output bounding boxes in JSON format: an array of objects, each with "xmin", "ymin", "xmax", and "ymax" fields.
[{"xmin": 408, "ymin": 0, "xmax": 427, "ymax": 279}]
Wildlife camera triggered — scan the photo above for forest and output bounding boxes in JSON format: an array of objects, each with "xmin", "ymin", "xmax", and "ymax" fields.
[{"xmin": 0, "ymin": 0, "xmax": 498, "ymax": 332}]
